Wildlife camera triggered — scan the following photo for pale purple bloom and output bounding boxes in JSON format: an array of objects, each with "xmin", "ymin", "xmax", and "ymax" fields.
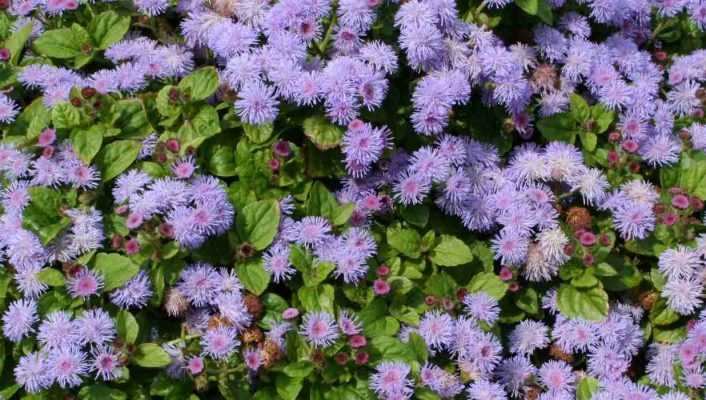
[
  {"xmin": 76, "ymin": 309, "xmax": 115, "ymax": 346},
  {"xmin": 663, "ymin": 278, "xmax": 704, "ymax": 315},
  {"xmin": 201, "ymin": 327, "xmax": 239, "ymax": 360},
  {"xmin": 370, "ymin": 361, "xmax": 413, "ymax": 399},
  {"xmin": 294, "ymin": 216, "xmax": 332, "ymax": 247},
  {"xmin": 2, "ymin": 298, "xmax": 37, "ymax": 342},
  {"xmin": 110, "ymin": 271, "xmax": 153, "ymax": 309},
  {"xmin": 463, "ymin": 292, "xmax": 500, "ymax": 325},
  {"xmin": 235, "ymin": 81, "xmax": 279, "ymax": 125},
  {"xmin": 300, "ymin": 311, "xmax": 339, "ymax": 347},
  {"xmin": 48, "ymin": 346, "xmax": 88, "ymax": 388},
  {"xmin": 15, "ymin": 352, "xmax": 52, "ymax": 393},
  {"xmin": 419, "ymin": 311, "xmax": 455, "ymax": 351},
  {"xmin": 67, "ymin": 269, "xmax": 103, "ymax": 299},
  {"xmin": 177, "ymin": 263, "xmax": 220, "ymax": 306},
  {"xmin": 538, "ymin": 360, "xmax": 575, "ymax": 395},
  {"xmin": 91, "ymin": 346, "xmax": 122, "ymax": 381},
  {"xmin": 38, "ymin": 311, "xmax": 79, "ymax": 349},
  {"xmin": 509, "ymin": 320, "xmax": 550, "ymax": 355},
  {"xmin": 467, "ymin": 380, "xmax": 507, "ymax": 400},
  {"xmin": 263, "ymin": 243, "xmax": 295, "ymax": 283}
]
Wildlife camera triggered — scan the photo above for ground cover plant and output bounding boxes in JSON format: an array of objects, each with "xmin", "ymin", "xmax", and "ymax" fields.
[{"xmin": 1, "ymin": 0, "xmax": 706, "ymax": 399}]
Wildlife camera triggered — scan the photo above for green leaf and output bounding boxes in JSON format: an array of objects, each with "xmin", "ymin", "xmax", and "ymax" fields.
[
  {"xmin": 557, "ymin": 284, "xmax": 609, "ymax": 321},
  {"xmin": 515, "ymin": 0, "xmax": 539, "ymax": 14},
  {"xmin": 570, "ymin": 94, "xmax": 590, "ymax": 121},
  {"xmin": 116, "ymin": 310, "xmax": 139, "ymax": 344},
  {"xmin": 400, "ymin": 204, "xmax": 429, "ymax": 228},
  {"xmin": 467, "ymin": 272, "xmax": 508, "ymax": 300},
  {"xmin": 306, "ymin": 181, "xmax": 338, "ymax": 218},
  {"xmin": 370, "ymin": 336, "xmax": 417, "ymax": 363},
  {"xmin": 303, "ymin": 116, "xmax": 344, "ymax": 150},
  {"xmin": 430, "ymin": 235, "xmax": 473, "ymax": 266},
  {"xmin": 282, "ymin": 361, "xmax": 314, "ymax": 378},
  {"xmin": 243, "ymin": 123, "xmax": 274, "ymax": 144},
  {"xmin": 175, "ymin": 104, "xmax": 221, "ymax": 149},
  {"xmin": 22, "ymin": 187, "xmax": 71, "ymax": 245},
  {"xmin": 650, "ymin": 298, "xmax": 681, "ymax": 326},
  {"xmin": 470, "ymin": 242, "xmax": 495, "ymax": 272},
  {"xmin": 93, "ymin": 253, "xmax": 140, "ymax": 291},
  {"xmin": 276, "ymin": 374, "xmax": 303, "ymax": 400},
  {"xmin": 178, "ymin": 67, "xmax": 219, "ymax": 101},
  {"xmin": 408, "ymin": 333, "xmax": 428, "ymax": 363},
  {"xmin": 331, "ymin": 203, "xmax": 355, "ymax": 226},
  {"xmin": 653, "ymin": 325, "xmax": 687, "ymax": 343},
  {"xmin": 535, "ymin": 0, "xmax": 553, "ymax": 24},
  {"xmin": 8, "ymin": 97, "xmax": 51, "ymax": 138},
  {"xmin": 594, "ymin": 262, "xmax": 618, "ymax": 277},
  {"xmin": 387, "ymin": 226, "xmax": 421, "ymax": 258},
  {"xmin": 515, "ymin": 288, "xmax": 539, "ymax": 314},
  {"xmin": 576, "ymin": 377, "xmax": 600, "ymax": 400},
  {"xmin": 579, "ymin": 131, "xmax": 598, "ymax": 152},
  {"xmin": 38, "ymin": 268, "xmax": 65, "ymax": 286},
  {"xmin": 133, "ymin": 344, "xmax": 171, "ymax": 368},
  {"xmin": 236, "ymin": 199, "xmax": 281, "ymax": 250},
  {"xmin": 156, "ymin": 85, "xmax": 182, "ymax": 118},
  {"xmin": 571, "ymin": 270, "xmax": 599, "ymax": 288},
  {"xmin": 537, "ymin": 112, "xmax": 578, "ymax": 142},
  {"xmin": 71, "ymin": 126, "xmax": 104, "ymax": 164},
  {"xmin": 33, "ymin": 27, "xmax": 85, "ymax": 59},
  {"xmin": 95, "ymin": 140, "xmax": 141, "ymax": 181},
  {"xmin": 591, "ymin": 104, "xmax": 614, "ymax": 133},
  {"xmin": 303, "ymin": 261, "xmax": 335, "ymax": 287},
  {"xmin": 298, "ymin": 284, "xmax": 335, "ymax": 313},
  {"xmin": 673, "ymin": 151, "xmax": 706, "ymax": 199},
  {"xmin": 88, "ymin": 11, "xmax": 130, "ymax": 49},
  {"xmin": 52, "ymin": 102, "xmax": 83, "ymax": 129},
  {"xmin": 3, "ymin": 20, "xmax": 33, "ymax": 65},
  {"xmin": 111, "ymin": 99, "xmax": 153, "ymax": 139},
  {"xmin": 79, "ymin": 385, "xmax": 127, "ymax": 400},
  {"xmin": 237, "ymin": 260, "xmax": 270, "ymax": 295}
]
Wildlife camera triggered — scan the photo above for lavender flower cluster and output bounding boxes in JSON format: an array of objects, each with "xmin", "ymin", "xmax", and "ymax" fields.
[{"xmin": 3, "ymin": 0, "xmax": 706, "ymax": 398}]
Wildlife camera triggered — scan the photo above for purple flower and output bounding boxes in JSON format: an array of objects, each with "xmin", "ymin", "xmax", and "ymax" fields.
[
  {"xmin": 263, "ymin": 242, "xmax": 295, "ymax": 283},
  {"xmin": 612, "ymin": 202, "xmax": 655, "ymax": 240},
  {"xmin": 393, "ymin": 171, "xmax": 431, "ymax": 205},
  {"xmin": 509, "ymin": 320, "xmax": 550, "ymax": 355},
  {"xmin": 38, "ymin": 311, "xmax": 79, "ymax": 349},
  {"xmin": 491, "ymin": 229, "xmax": 529, "ymax": 266},
  {"xmin": 358, "ymin": 41, "xmax": 398, "ymax": 74},
  {"xmin": 419, "ymin": 310, "xmax": 455, "ymax": 351},
  {"xmin": 495, "ymin": 355, "xmax": 537, "ymax": 397},
  {"xmin": 91, "ymin": 346, "xmax": 122, "ymax": 381},
  {"xmin": 134, "ymin": 0, "xmax": 169, "ymax": 15},
  {"xmin": 300, "ymin": 311, "xmax": 339, "ymax": 347},
  {"xmin": 76, "ymin": 309, "xmax": 115, "ymax": 346},
  {"xmin": 2, "ymin": 298, "xmax": 37, "ymax": 342},
  {"xmin": 463, "ymin": 292, "xmax": 500, "ymax": 325},
  {"xmin": 171, "ymin": 156, "xmax": 197, "ymax": 179},
  {"xmin": 538, "ymin": 360, "xmax": 575, "ymax": 394},
  {"xmin": 201, "ymin": 327, "xmax": 239, "ymax": 360},
  {"xmin": 658, "ymin": 246, "xmax": 702, "ymax": 280},
  {"xmin": 15, "ymin": 352, "xmax": 51, "ymax": 393},
  {"xmin": 110, "ymin": 271, "xmax": 153, "ymax": 309},
  {"xmin": 369, "ymin": 361, "xmax": 413, "ymax": 399},
  {"xmin": 646, "ymin": 344, "xmax": 677, "ymax": 387},
  {"xmin": 420, "ymin": 363, "xmax": 464, "ymax": 398},
  {"xmin": 48, "ymin": 346, "xmax": 88, "ymax": 388},
  {"xmin": 663, "ymin": 278, "xmax": 704, "ymax": 315},
  {"xmin": 215, "ymin": 292, "xmax": 252, "ymax": 331},
  {"xmin": 337, "ymin": 310, "xmax": 361, "ymax": 336},
  {"xmin": 235, "ymin": 81, "xmax": 279, "ymax": 125},
  {"xmin": 467, "ymin": 380, "xmax": 507, "ymax": 400},
  {"xmin": 243, "ymin": 348, "xmax": 262, "ymax": 371},
  {"xmin": 294, "ymin": 216, "xmax": 332, "ymax": 247},
  {"xmin": 0, "ymin": 94, "xmax": 19, "ymax": 123},
  {"xmin": 177, "ymin": 263, "xmax": 220, "ymax": 306},
  {"xmin": 67, "ymin": 269, "xmax": 103, "ymax": 299}
]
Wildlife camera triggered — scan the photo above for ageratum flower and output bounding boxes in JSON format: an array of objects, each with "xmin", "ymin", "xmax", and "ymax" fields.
[
  {"xmin": 201, "ymin": 327, "xmax": 239, "ymax": 360},
  {"xmin": 369, "ymin": 361, "xmax": 413, "ymax": 400},
  {"xmin": 299, "ymin": 311, "xmax": 339, "ymax": 348},
  {"xmin": 48, "ymin": 346, "xmax": 88, "ymax": 388},
  {"xmin": 110, "ymin": 271, "xmax": 153, "ymax": 309},
  {"xmin": 15, "ymin": 352, "xmax": 52, "ymax": 393},
  {"xmin": 1, "ymin": 298, "xmax": 37, "ymax": 342}
]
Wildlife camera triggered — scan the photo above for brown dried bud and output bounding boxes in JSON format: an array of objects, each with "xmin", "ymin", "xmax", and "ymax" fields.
[
  {"xmin": 523, "ymin": 385, "xmax": 542, "ymax": 400},
  {"xmin": 164, "ymin": 288, "xmax": 189, "ymax": 317},
  {"xmin": 549, "ymin": 343, "xmax": 574, "ymax": 363},
  {"xmin": 639, "ymin": 291, "xmax": 659, "ymax": 311},
  {"xmin": 241, "ymin": 326, "xmax": 264, "ymax": 344},
  {"xmin": 261, "ymin": 339, "xmax": 283, "ymax": 368},
  {"xmin": 531, "ymin": 64, "xmax": 559, "ymax": 92},
  {"xmin": 566, "ymin": 207, "xmax": 592, "ymax": 231},
  {"xmin": 243, "ymin": 293, "xmax": 263, "ymax": 320}
]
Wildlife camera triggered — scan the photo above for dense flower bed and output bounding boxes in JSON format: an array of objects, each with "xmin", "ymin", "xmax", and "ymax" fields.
[{"xmin": 1, "ymin": 0, "xmax": 706, "ymax": 399}]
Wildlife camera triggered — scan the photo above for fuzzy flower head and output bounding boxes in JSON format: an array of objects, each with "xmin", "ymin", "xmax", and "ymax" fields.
[
  {"xmin": 300, "ymin": 311, "xmax": 339, "ymax": 348},
  {"xmin": 370, "ymin": 361, "xmax": 413, "ymax": 399}
]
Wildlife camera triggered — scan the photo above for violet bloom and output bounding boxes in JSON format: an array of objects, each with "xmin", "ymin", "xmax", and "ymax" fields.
[
  {"xmin": 201, "ymin": 327, "xmax": 239, "ymax": 360},
  {"xmin": 299, "ymin": 311, "xmax": 339, "ymax": 348},
  {"xmin": 419, "ymin": 310, "xmax": 455, "ymax": 351},
  {"xmin": 48, "ymin": 346, "xmax": 88, "ymax": 388},
  {"xmin": 186, "ymin": 356, "xmax": 204, "ymax": 374},
  {"xmin": 91, "ymin": 346, "xmax": 122, "ymax": 381},
  {"xmin": 15, "ymin": 352, "xmax": 52, "ymax": 393},
  {"xmin": 67, "ymin": 269, "xmax": 103, "ymax": 299},
  {"xmin": 235, "ymin": 81, "xmax": 279, "ymax": 125},
  {"xmin": 1, "ymin": 298, "xmax": 37, "ymax": 342},
  {"xmin": 370, "ymin": 361, "xmax": 413, "ymax": 399}
]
